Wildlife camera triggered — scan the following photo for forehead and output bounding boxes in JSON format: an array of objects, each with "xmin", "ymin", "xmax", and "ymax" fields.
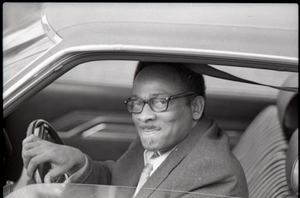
[{"xmin": 132, "ymin": 65, "xmax": 185, "ymax": 96}]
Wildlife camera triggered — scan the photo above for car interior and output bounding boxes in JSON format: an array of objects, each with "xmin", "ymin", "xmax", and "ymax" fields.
[
  {"xmin": 233, "ymin": 74, "xmax": 298, "ymax": 197},
  {"xmin": 3, "ymin": 61, "xmax": 298, "ymax": 198}
]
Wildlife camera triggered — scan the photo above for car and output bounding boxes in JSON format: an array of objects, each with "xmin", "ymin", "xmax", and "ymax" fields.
[{"xmin": 3, "ymin": 3, "xmax": 298, "ymax": 198}]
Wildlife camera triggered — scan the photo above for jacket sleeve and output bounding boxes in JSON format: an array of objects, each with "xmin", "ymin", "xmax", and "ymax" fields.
[
  {"xmin": 72, "ymin": 154, "xmax": 116, "ymax": 185},
  {"xmin": 72, "ymin": 136, "xmax": 141, "ymax": 185}
]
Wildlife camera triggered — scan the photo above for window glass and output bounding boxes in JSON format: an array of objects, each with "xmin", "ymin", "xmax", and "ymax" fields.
[
  {"xmin": 3, "ymin": 13, "xmax": 59, "ymax": 85},
  {"xmin": 5, "ymin": 183, "xmax": 239, "ymax": 198}
]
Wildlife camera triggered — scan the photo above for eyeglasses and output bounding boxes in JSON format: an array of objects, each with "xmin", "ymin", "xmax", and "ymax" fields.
[{"xmin": 123, "ymin": 92, "xmax": 196, "ymax": 114}]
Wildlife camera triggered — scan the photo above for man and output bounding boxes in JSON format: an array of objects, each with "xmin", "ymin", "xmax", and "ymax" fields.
[{"xmin": 22, "ymin": 62, "xmax": 249, "ymax": 197}]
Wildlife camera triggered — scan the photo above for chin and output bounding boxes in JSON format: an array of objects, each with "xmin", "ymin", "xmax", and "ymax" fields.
[{"xmin": 140, "ymin": 139, "xmax": 159, "ymax": 151}]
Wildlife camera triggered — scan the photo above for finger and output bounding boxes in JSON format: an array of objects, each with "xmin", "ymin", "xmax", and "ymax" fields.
[
  {"xmin": 44, "ymin": 167, "xmax": 68, "ymax": 183},
  {"xmin": 22, "ymin": 142, "xmax": 43, "ymax": 169},
  {"xmin": 22, "ymin": 134, "xmax": 41, "ymax": 146},
  {"xmin": 25, "ymin": 142, "xmax": 63, "ymax": 178},
  {"xmin": 23, "ymin": 141, "xmax": 40, "ymax": 151},
  {"xmin": 26, "ymin": 153, "xmax": 49, "ymax": 179}
]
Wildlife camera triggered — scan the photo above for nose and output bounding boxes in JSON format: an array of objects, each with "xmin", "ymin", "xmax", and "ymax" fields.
[{"xmin": 137, "ymin": 103, "xmax": 156, "ymax": 122}]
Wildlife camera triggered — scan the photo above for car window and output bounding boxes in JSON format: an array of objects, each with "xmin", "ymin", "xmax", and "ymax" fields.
[
  {"xmin": 55, "ymin": 60, "xmax": 295, "ymax": 98},
  {"xmin": 205, "ymin": 65, "xmax": 295, "ymax": 98},
  {"xmin": 55, "ymin": 61, "xmax": 137, "ymax": 88}
]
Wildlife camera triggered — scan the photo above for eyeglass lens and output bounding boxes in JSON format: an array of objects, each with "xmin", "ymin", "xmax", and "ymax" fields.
[{"xmin": 128, "ymin": 98, "xmax": 168, "ymax": 113}]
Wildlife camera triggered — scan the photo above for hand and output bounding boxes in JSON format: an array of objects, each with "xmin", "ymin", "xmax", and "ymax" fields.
[{"xmin": 22, "ymin": 134, "xmax": 86, "ymax": 183}]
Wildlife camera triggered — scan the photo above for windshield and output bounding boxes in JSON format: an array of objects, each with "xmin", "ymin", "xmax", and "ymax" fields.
[
  {"xmin": 3, "ymin": 5, "xmax": 61, "ymax": 86},
  {"xmin": 5, "ymin": 183, "xmax": 242, "ymax": 198}
]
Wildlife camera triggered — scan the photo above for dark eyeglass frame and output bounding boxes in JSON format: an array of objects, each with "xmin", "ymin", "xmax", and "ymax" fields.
[{"xmin": 123, "ymin": 92, "xmax": 196, "ymax": 114}]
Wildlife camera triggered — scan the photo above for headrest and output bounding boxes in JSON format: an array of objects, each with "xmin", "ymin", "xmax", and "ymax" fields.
[
  {"xmin": 285, "ymin": 129, "xmax": 298, "ymax": 195},
  {"xmin": 277, "ymin": 74, "xmax": 298, "ymax": 137}
]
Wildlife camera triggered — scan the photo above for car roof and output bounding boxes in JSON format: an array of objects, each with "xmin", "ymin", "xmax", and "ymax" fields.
[
  {"xmin": 3, "ymin": 3, "xmax": 298, "ymax": 117},
  {"xmin": 45, "ymin": 3, "xmax": 298, "ymax": 64}
]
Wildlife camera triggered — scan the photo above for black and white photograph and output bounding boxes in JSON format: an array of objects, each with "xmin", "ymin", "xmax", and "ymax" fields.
[{"xmin": 3, "ymin": 3, "xmax": 298, "ymax": 198}]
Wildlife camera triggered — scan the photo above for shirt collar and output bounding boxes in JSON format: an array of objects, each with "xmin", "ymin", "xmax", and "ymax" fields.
[{"xmin": 143, "ymin": 147, "xmax": 176, "ymax": 165}]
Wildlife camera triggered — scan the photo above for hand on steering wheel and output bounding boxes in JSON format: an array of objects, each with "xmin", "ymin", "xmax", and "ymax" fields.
[
  {"xmin": 22, "ymin": 119, "xmax": 86, "ymax": 184},
  {"xmin": 4, "ymin": 119, "xmax": 86, "ymax": 196},
  {"xmin": 24, "ymin": 119, "xmax": 67, "ymax": 183}
]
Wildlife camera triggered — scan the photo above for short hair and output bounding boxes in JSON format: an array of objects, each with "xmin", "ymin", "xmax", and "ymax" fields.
[{"xmin": 134, "ymin": 62, "xmax": 206, "ymax": 100}]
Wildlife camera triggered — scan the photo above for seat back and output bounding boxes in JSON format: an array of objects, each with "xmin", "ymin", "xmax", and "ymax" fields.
[
  {"xmin": 285, "ymin": 129, "xmax": 298, "ymax": 197},
  {"xmin": 232, "ymin": 74, "xmax": 298, "ymax": 198}
]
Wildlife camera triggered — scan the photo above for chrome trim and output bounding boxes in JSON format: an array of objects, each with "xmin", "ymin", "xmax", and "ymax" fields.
[
  {"xmin": 46, "ymin": 44, "xmax": 298, "ymax": 63},
  {"xmin": 123, "ymin": 45, "xmax": 298, "ymax": 63},
  {"xmin": 41, "ymin": 14, "xmax": 62, "ymax": 44},
  {"xmin": 3, "ymin": 44, "xmax": 298, "ymax": 111}
]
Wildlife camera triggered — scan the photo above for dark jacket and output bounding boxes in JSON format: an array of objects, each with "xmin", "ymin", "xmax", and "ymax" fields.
[{"xmin": 75, "ymin": 114, "xmax": 249, "ymax": 198}]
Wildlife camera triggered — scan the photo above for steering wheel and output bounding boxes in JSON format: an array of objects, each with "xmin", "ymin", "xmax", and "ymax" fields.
[
  {"xmin": 26, "ymin": 119, "xmax": 67, "ymax": 183},
  {"xmin": 3, "ymin": 119, "xmax": 67, "ymax": 197}
]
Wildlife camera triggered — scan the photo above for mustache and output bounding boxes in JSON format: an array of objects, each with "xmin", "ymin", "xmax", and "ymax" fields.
[{"xmin": 139, "ymin": 125, "xmax": 161, "ymax": 131}]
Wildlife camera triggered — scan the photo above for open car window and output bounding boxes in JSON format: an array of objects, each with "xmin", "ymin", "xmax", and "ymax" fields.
[
  {"xmin": 55, "ymin": 61, "xmax": 137, "ymax": 88},
  {"xmin": 54, "ymin": 60, "xmax": 295, "ymax": 98}
]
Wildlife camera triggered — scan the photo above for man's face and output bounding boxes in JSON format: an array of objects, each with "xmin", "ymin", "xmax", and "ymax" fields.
[{"xmin": 131, "ymin": 65, "xmax": 195, "ymax": 152}]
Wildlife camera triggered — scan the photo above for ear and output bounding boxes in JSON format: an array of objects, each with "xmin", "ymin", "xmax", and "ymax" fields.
[{"xmin": 190, "ymin": 96, "xmax": 205, "ymax": 120}]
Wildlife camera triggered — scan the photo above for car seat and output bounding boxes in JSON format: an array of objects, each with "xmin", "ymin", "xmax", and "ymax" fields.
[
  {"xmin": 285, "ymin": 129, "xmax": 298, "ymax": 197},
  {"xmin": 232, "ymin": 74, "xmax": 298, "ymax": 198}
]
